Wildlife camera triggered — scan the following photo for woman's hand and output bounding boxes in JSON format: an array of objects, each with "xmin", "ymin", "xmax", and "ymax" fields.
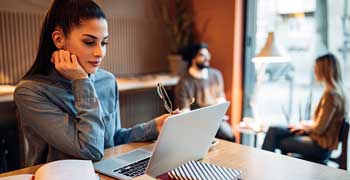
[
  {"xmin": 300, "ymin": 120, "xmax": 314, "ymax": 128},
  {"xmin": 51, "ymin": 50, "xmax": 88, "ymax": 80},
  {"xmin": 155, "ymin": 109, "xmax": 181, "ymax": 133},
  {"xmin": 288, "ymin": 124, "xmax": 309, "ymax": 135}
]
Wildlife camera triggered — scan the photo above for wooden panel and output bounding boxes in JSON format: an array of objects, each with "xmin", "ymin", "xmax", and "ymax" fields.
[
  {"xmin": 101, "ymin": 17, "xmax": 169, "ymax": 76},
  {"xmin": 0, "ymin": 11, "xmax": 42, "ymax": 85}
]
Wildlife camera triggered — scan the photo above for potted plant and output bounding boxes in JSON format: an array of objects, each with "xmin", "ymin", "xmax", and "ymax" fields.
[{"xmin": 159, "ymin": 0, "xmax": 195, "ymax": 76}]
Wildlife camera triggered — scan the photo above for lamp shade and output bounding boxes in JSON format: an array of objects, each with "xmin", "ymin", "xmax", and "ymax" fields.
[{"xmin": 252, "ymin": 32, "xmax": 290, "ymax": 64}]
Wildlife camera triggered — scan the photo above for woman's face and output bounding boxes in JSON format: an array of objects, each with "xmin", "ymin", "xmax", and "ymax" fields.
[
  {"xmin": 314, "ymin": 63, "xmax": 323, "ymax": 82},
  {"xmin": 63, "ymin": 18, "xmax": 108, "ymax": 74}
]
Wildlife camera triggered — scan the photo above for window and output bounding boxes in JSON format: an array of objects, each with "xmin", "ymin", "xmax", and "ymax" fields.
[{"xmin": 244, "ymin": 0, "xmax": 350, "ymax": 130}]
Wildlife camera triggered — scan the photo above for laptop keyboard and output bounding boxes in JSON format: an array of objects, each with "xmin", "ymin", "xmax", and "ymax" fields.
[{"xmin": 113, "ymin": 157, "xmax": 151, "ymax": 177}]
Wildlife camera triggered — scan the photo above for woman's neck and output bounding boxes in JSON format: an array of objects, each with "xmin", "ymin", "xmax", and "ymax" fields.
[{"xmin": 324, "ymin": 84, "xmax": 332, "ymax": 91}]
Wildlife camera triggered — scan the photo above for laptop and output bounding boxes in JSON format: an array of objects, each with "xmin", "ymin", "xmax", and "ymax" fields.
[{"xmin": 93, "ymin": 102, "xmax": 230, "ymax": 179}]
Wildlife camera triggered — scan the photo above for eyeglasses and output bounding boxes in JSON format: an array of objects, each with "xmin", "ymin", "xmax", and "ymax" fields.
[{"xmin": 157, "ymin": 83, "xmax": 173, "ymax": 114}]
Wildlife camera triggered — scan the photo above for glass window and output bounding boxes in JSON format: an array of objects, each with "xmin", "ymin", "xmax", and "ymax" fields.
[{"xmin": 244, "ymin": 0, "xmax": 350, "ymax": 130}]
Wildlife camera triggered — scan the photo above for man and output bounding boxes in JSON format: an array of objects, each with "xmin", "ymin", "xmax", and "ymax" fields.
[{"xmin": 175, "ymin": 43, "xmax": 235, "ymax": 142}]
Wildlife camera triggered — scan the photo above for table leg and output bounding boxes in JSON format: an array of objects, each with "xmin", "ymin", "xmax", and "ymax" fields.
[{"xmin": 253, "ymin": 134, "xmax": 258, "ymax": 148}]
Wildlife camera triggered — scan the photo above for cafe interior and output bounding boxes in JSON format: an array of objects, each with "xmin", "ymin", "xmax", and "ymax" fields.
[{"xmin": 0, "ymin": 0, "xmax": 349, "ymax": 179}]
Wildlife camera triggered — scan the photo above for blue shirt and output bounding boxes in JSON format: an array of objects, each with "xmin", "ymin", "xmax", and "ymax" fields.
[{"xmin": 15, "ymin": 69, "xmax": 158, "ymax": 166}]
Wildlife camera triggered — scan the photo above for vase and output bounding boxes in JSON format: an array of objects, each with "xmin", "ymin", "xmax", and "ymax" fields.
[{"xmin": 167, "ymin": 54, "xmax": 188, "ymax": 76}]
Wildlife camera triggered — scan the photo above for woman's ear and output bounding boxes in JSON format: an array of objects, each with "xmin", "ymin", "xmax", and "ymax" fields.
[{"xmin": 52, "ymin": 28, "xmax": 65, "ymax": 49}]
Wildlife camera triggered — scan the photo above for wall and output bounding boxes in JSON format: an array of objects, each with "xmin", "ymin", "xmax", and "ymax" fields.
[
  {"xmin": 191, "ymin": 0, "xmax": 244, "ymax": 133},
  {"xmin": 0, "ymin": 0, "xmax": 169, "ymax": 84}
]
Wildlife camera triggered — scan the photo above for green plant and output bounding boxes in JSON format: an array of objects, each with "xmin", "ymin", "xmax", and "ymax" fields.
[{"xmin": 159, "ymin": 0, "xmax": 194, "ymax": 54}]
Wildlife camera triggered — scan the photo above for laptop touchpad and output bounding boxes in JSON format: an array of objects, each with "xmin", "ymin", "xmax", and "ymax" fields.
[{"xmin": 117, "ymin": 149, "xmax": 152, "ymax": 163}]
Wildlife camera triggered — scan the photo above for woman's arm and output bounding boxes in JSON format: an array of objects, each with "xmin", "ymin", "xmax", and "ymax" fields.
[
  {"xmin": 111, "ymin": 80, "xmax": 158, "ymax": 145},
  {"xmin": 113, "ymin": 100, "xmax": 159, "ymax": 145},
  {"xmin": 310, "ymin": 92, "xmax": 337, "ymax": 135},
  {"xmin": 112, "ymin": 80, "xmax": 178, "ymax": 145},
  {"xmin": 114, "ymin": 120, "xmax": 159, "ymax": 145},
  {"xmin": 15, "ymin": 79, "xmax": 105, "ymax": 161}
]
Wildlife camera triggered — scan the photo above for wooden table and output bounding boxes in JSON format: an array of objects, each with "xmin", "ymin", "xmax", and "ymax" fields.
[{"xmin": 1, "ymin": 140, "xmax": 349, "ymax": 180}]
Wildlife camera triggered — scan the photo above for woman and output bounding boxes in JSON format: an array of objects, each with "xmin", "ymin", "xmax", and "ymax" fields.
[
  {"xmin": 262, "ymin": 53, "xmax": 347, "ymax": 160},
  {"xmin": 15, "ymin": 0, "xmax": 173, "ymax": 167}
]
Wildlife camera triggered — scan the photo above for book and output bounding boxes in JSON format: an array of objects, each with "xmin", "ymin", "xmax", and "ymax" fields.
[
  {"xmin": 0, "ymin": 160, "xmax": 98, "ymax": 180},
  {"xmin": 168, "ymin": 161, "xmax": 242, "ymax": 180}
]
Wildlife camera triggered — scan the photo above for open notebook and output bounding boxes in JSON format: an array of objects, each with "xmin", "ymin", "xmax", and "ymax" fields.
[{"xmin": 0, "ymin": 160, "xmax": 98, "ymax": 180}]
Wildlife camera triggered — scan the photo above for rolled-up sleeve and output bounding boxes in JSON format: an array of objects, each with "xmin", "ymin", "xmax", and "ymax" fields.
[
  {"xmin": 114, "ymin": 117, "xmax": 159, "ymax": 145},
  {"xmin": 15, "ymin": 79, "xmax": 105, "ymax": 161}
]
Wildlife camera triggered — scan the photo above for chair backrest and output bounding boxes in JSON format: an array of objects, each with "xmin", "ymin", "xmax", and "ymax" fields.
[
  {"xmin": 338, "ymin": 119, "xmax": 349, "ymax": 142},
  {"xmin": 330, "ymin": 119, "xmax": 349, "ymax": 170}
]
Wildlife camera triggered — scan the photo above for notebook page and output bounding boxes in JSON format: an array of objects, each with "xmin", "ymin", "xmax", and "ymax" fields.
[
  {"xmin": 0, "ymin": 174, "xmax": 33, "ymax": 180},
  {"xmin": 34, "ymin": 160, "xmax": 98, "ymax": 180}
]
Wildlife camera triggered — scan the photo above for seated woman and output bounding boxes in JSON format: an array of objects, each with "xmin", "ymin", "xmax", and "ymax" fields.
[
  {"xmin": 14, "ymin": 0, "xmax": 175, "ymax": 167},
  {"xmin": 262, "ymin": 53, "xmax": 347, "ymax": 160}
]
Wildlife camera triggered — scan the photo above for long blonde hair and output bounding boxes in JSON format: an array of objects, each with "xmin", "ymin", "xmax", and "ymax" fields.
[
  {"xmin": 315, "ymin": 53, "xmax": 342, "ymax": 88},
  {"xmin": 315, "ymin": 53, "xmax": 347, "ymax": 105}
]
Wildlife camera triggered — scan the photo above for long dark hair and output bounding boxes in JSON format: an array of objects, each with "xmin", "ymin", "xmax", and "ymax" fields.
[{"xmin": 23, "ymin": 0, "xmax": 106, "ymax": 79}]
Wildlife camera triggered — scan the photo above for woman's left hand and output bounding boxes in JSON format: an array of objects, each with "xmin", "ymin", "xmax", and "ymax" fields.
[
  {"xmin": 292, "ymin": 128, "xmax": 307, "ymax": 136},
  {"xmin": 288, "ymin": 124, "xmax": 309, "ymax": 135},
  {"xmin": 155, "ymin": 109, "xmax": 181, "ymax": 133}
]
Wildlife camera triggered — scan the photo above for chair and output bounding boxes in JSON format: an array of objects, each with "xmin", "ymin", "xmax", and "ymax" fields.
[
  {"xmin": 288, "ymin": 119, "xmax": 349, "ymax": 170},
  {"xmin": 215, "ymin": 120, "xmax": 235, "ymax": 142},
  {"xmin": 328, "ymin": 120, "xmax": 348, "ymax": 170}
]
